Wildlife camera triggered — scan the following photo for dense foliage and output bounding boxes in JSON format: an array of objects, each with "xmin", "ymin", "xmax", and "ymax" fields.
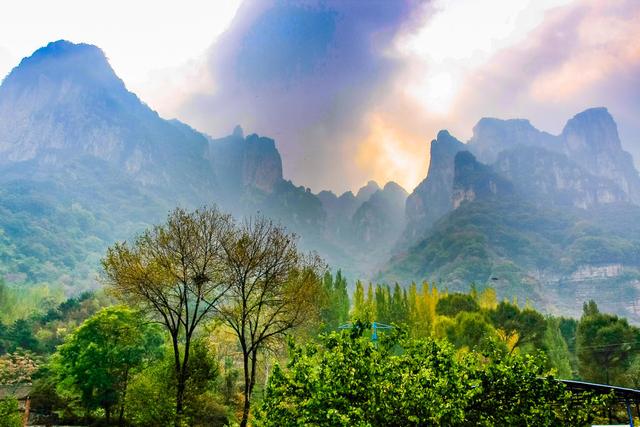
[
  {"xmin": 258, "ymin": 326, "xmax": 604, "ymax": 426},
  {"xmin": 381, "ymin": 198, "xmax": 640, "ymax": 320},
  {"xmin": 2, "ymin": 207, "xmax": 640, "ymax": 426}
]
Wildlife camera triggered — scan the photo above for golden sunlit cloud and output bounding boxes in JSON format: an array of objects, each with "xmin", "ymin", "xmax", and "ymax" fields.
[
  {"xmin": 529, "ymin": 3, "xmax": 640, "ymax": 102},
  {"xmin": 356, "ymin": 114, "xmax": 429, "ymax": 192}
]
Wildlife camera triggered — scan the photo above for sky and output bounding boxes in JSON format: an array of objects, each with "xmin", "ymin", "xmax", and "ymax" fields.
[{"xmin": 2, "ymin": 0, "xmax": 640, "ymax": 194}]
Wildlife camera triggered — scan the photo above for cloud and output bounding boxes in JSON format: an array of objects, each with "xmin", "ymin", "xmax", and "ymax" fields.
[
  {"xmin": 176, "ymin": 0, "xmax": 640, "ymax": 193},
  {"xmin": 178, "ymin": 0, "xmax": 426, "ymax": 193},
  {"xmin": 444, "ymin": 0, "xmax": 640, "ymax": 159}
]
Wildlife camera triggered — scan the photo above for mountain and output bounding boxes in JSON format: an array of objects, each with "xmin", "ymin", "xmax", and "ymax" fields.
[
  {"xmin": 351, "ymin": 181, "xmax": 407, "ymax": 246},
  {"xmin": 494, "ymin": 146, "xmax": 627, "ymax": 209},
  {"xmin": 207, "ymin": 125, "xmax": 283, "ymax": 198},
  {"xmin": 0, "ymin": 41, "xmax": 216, "ymax": 203},
  {"xmin": 4, "ymin": 40, "xmax": 640, "ymax": 320},
  {"xmin": 403, "ymin": 130, "xmax": 464, "ymax": 245},
  {"xmin": 0, "ymin": 40, "xmax": 406, "ymax": 291},
  {"xmin": 468, "ymin": 117, "xmax": 559, "ymax": 164},
  {"xmin": 451, "ymin": 151, "xmax": 514, "ymax": 208},
  {"xmin": 0, "ymin": 41, "xmax": 331, "ymax": 290},
  {"xmin": 561, "ymin": 108, "xmax": 640, "ymax": 204},
  {"xmin": 382, "ymin": 109, "xmax": 640, "ymax": 320}
]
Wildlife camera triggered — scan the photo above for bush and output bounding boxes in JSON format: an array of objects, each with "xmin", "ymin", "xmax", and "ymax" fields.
[{"xmin": 0, "ymin": 397, "xmax": 22, "ymax": 427}]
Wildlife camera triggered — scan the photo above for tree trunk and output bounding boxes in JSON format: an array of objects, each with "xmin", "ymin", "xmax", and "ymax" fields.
[
  {"xmin": 177, "ymin": 335, "xmax": 192, "ymax": 423},
  {"xmin": 240, "ymin": 349, "xmax": 260, "ymax": 427},
  {"xmin": 172, "ymin": 332, "xmax": 184, "ymax": 427},
  {"xmin": 240, "ymin": 351, "xmax": 251, "ymax": 427},
  {"xmin": 119, "ymin": 368, "xmax": 129, "ymax": 426}
]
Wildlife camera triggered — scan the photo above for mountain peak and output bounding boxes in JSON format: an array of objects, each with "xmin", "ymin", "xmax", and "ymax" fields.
[
  {"xmin": 468, "ymin": 116, "xmax": 557, "ymax": 163},
  {"xmin": 382, "ymin": 181, "xmax": 407, "ymax": 196},
  {"xmin": 355, "ymin": 180, "xmax": 380, "ymax": 201},
  {"xmin": 2, "ymin": 40, "xmax": 123, "ymax": 92},
  {"xmin": 561, "ymin": 107, "xmax": 620, "ymax": 152},
  {"xmin": 233, "ymin": 125, "xmax": 244, "ymax": 139}
]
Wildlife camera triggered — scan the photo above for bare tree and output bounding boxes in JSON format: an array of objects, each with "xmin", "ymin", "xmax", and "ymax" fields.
[
  {"xmin": 217, "ymin": 216, "xmax": 325, "ymax": 427},
  {"xmin": 101, "ymin": 207, "xmax": 232, "ymax": 423}
]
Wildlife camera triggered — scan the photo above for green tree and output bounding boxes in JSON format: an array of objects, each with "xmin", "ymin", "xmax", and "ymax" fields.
[
  {"xmin": 257, "ymin": 326, "xmax": 604, "ymax": 426},
  {"xmin": 488, "ymin": 302, "xmax": 546, "ymax": 353},
  {"xmin": 352, "ymin": 280, "xmax": 370, "ymax": 321},
  {"xmin": 333, "ymin": 270, "xmax": 350, "ymax": 325},
  {"xmin": 436, "ymin": 293, "xmax": 480, "ymax": 317},
  {"xmin": 102, "ymin": 207, "xmax": 232, "ymax": 422},
  {"xmin": 319, "ymin": 270, "xmax": 350, "ymax": 329},
  {"xmin": 7, "ymin": 319, "xmax": 38, "ymax": 352},
  {"xmin": 389, "ymin": 283, "xmax": 408, "ymax": 325},
  {"xmin": 0, "ymin": 396, "xmax": 22, "ymax": 427},
  {"xmin": 576, "ymin": 301, "xmax": 638, "ymax": 385},
  {"xmin": 374, "ymin": 285, "xmax": 390, "ymax": 323},
  {"xmin": 52, "ymin": 306, "xmax": 163, "ymax": 424},
  {"xmin": 542, "ymin": 317, "xmax": 573, "ymax": 378},
  {"xmin": 440, "ymin": 311, "xmax": 497, "ymax": 351}
]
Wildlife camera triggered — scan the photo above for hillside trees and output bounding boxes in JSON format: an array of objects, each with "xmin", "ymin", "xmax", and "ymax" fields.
[{"xmin": 576, "ymin": 300, "xmax": 639, "ymax": 385}]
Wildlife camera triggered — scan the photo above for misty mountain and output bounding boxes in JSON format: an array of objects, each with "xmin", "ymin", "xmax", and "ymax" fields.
[
  {"xmin": 381, "ymin": 109, "xmax": 640, "ymax": 320},
  {"xmin": 0, "ymin": 40, "xmax": 404, "ymax": 290}
]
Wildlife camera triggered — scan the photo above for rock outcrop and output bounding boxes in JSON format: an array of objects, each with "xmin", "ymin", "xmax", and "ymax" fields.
[
  {"xmin": 403, "ymin": 130, "xmax": 464, "ymax": 244},
  {"xmin": 451, "ymin": 151, "xmax": 513, "ymax": 208},
  {"xmin": 561, "ymin": 107, "xmax": 640, "ymax": 203}
]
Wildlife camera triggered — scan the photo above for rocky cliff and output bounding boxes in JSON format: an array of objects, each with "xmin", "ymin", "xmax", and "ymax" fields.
[
  {"xmin": 0, "ymin": 40, "xmax": 216, "ymax": 203},
  {"xmin": 209, "ymin": 125, "xmax": 283, "ymax": 196},
  {"xmin": 451, "ymin": 151, "xmax": 513, "ymax": 209},
  {"xmin": 403, "ymin": 130, "xmax": 464, "ymax": 244},
  {"xmin": 561, "ymin": 107, "xmax": 640, "ymax": 204}
]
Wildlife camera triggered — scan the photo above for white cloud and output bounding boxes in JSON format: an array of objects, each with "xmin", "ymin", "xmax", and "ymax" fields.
[
  {"xmin": 395, "ymin": 0, "xmax": 574, "ymax": 115},
  {"xmin": 0, "ymin": 0, "xmax": 242, "ymax": 115}
]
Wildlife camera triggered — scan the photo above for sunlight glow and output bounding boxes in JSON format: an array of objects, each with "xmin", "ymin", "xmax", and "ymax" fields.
[{"xmin": 395, "ymin": 0, "xmax": 574, "ymax": 115}]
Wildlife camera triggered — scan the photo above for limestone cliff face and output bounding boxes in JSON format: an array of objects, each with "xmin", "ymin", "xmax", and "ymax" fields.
[
  {"xmin": 494, "ymin": 146, "xmax": 628, "ymax": 209},
  {"xmin": 468, "ymin": 117, "xmax": 559, "ymax": 164},
  {"xmin": 451, "ymin": 151, "xmax": 513, "ymax": 208},
  {"xmin": 403, "ymin": 130, "xmax": 464, "ymax": 244},
  {"xmin": 352, "ymin": 181, "xmax": 408, "ymax": 245},
  {"xmin": 242, "ymin": 134, "xmax": 283, "ymax": 193},
  {"xmin": 208, "ymin": 126, "xmax": 283, "ymax": 195},
  {"xmin": 561, "ymin": 107, "xmax": 640, "ymax": 203},
  {"xmin": 0, "ymin": 40, "xmax": 216, "ymax": 201}
]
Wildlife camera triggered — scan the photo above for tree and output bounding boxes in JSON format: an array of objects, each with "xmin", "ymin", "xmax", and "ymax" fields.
[
  {"xmin": 389, "ymin": 283, "xmax": 408, "ymax": 325},
  {"xmin": 577, "ymin": 301, "xmax": 638, "ymax": 385},
  {"xmin": 102, "ymin": 207, "xmax": 232, "ymax": 421},
  {"xmin": 488, "ymin": 302, "xmax": 546, "ymax": 353},
  {"xmin": 0, "ymin": 397, "xmax": 21, "ymax": 427},
  {"xmin": 51, "ymin": 306, "xmax": 162, "ymax": 424},
  {"xmin": 215, "ymin": 216, "xmax": 325, "ymax": 427},
  {"xmin": 439, "ymin": 311, "xmax": 497, "ymax": 351},
  {"xmin": 7, "ymin": 319, "xmax": 38, "ymax": 352},
  {"xmin": 436, "ymin": 293, "xmax": 480, "ymax": 317},
  {"xmin": 257, "ymin": 327, "xmax": 604, "ymax": 426},
  {"xmin": 319, "ymin": 270, "xmax": 350, "ymax": 330}
]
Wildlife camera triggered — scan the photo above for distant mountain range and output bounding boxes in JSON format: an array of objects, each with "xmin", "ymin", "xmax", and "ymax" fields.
[
  {"xmin": 382, "ymin": 108, "xmax": 640, "ymax": 320},
  {"xmin": 1, "ymin": 40, "xmax": 639, "ymax": 320}
]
